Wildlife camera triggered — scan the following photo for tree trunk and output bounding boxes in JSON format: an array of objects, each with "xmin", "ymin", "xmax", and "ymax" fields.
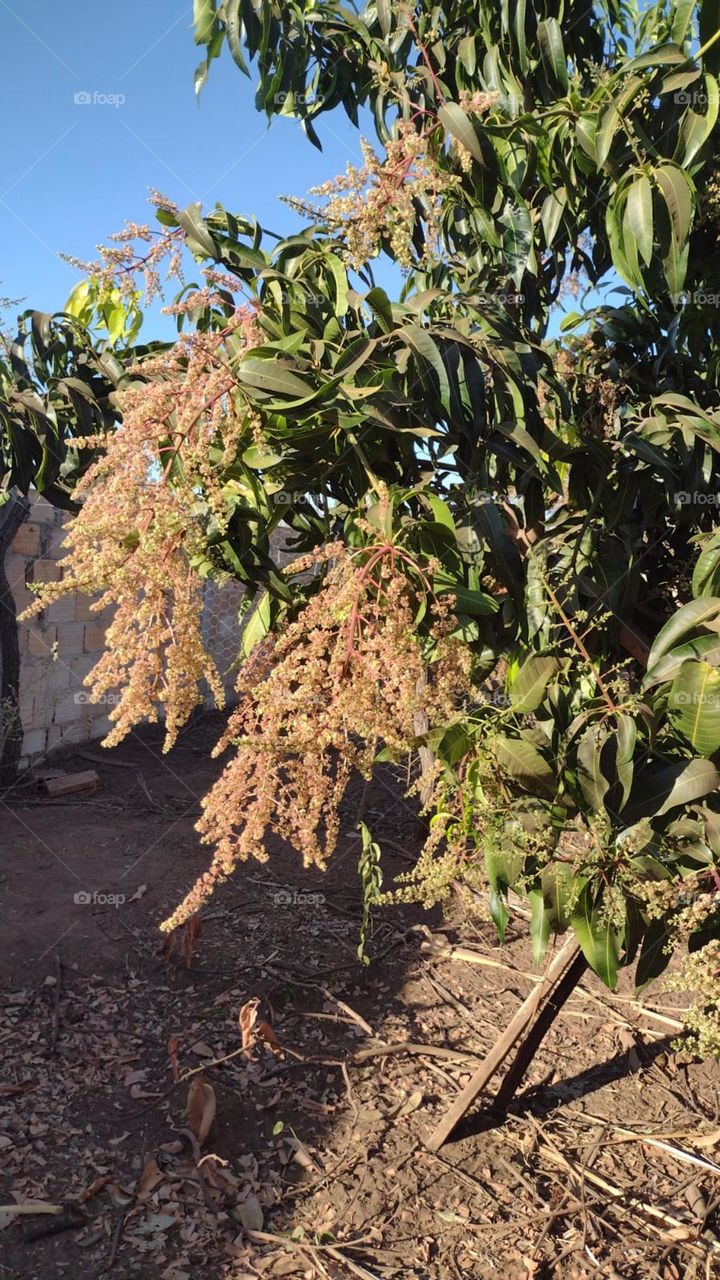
[{"xmin": 0, "ymin": 494, "xmax": 30, "ymax": 791}]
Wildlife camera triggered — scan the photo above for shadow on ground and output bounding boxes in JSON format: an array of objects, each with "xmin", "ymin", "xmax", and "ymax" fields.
[{"xmin": 1, "ymin": 712, "xmax": 718, "ymax": 1280}]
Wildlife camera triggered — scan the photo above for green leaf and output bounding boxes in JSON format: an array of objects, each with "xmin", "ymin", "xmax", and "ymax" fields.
[
  {"xmin": 646, "ymin": 597, "xmax": 720, "ymax": 681},
  {"xmin": 540, "ymin": 188, "xmax": 567, "ymax": 248},
  {"xmin": 403, "ymin": 326, "xmax": 450, "ymax": 407},
  {"xmin": 495, "ymin": 737, "xmax": 555, "ymax": 797},
  {"xmin": 635, "ymin": 917, "xmax": 672, "ymax": 990},
  {"xmin": 221, "ymin": 0, "xmax": 249, "ymax": 75},
  {"xmin": 654, "ymin": 164, "xmax": 694, "ymax": 244},
  {"xmin": 625, "ymin": 174, "xmax": 653, "ymax": 268},
  {"xmin": 668, "ymin": 660, "xmax": 720, "ymax": 756},
  {"xmin": 537, "ymin": 18, "xmax": 568, "ymax": 94},
  {"xmin": 176, "ymin": 203, "xmax": 218, "ymax": 258},
  {"xmin": 671, "ymin": 0, "xmax": 695, "ymax": 43},
  {"xmin": 489, "ymin": 888, "xmax": 509, "ymax": 943},
  {"xmin": 570, "ymin": 885, "xmax": 621, "ymax": 989},
  {"xmin": 376, "ymin": 0, "xmax": 392, "ymax": 37},
  {"xmin": 542, "ymin": 862, "xmax": 576, "ymax": 932},
  {"xmin": 235, "ymin": 358, "xmax": 316, "ymax": 399},
  {"xmin": 438, "ymin": 103, "xmax": 484, "ymax": 163},
  {"xmin": 644, "ymin": 632, "xmax": 720, "ymax": 688},
  {"xmin": 529, "ymin": 888, "xmax": 551, "ymax": 965},
  {"xmin": 624, "ymin": 758, "xmax": 720, "ymax": 822},
  {"xmin": 693, "ymin": 532, "xmax": 720, "ymax": 598},
  {"xmin": 241, "ymin": 590, "xmax": 271, "ymax": 657},
  {"xmin": 194, "ymin": 0, "xmax": 217, "ymax": 44},
  {"xmin": 595, "ymin": 76, "xmax": 643, "ymax": 169},
  {"xmin": 509, "ymin": 655, "xmax": 559, "ymax": 712},
  {"xmin": 576, "ymin": 727, "xmax": 610, "ymax": 812},
  {"xmin": 242, "ymin": 445, "xmax": 282, "ymax": 469},
  {"xmin": 629, "ymin": 42, "xmax": 686, "ymax": 71},
  {"xmin": 435, "ymin": 581, "xmax": 495, "ymax": 616}
]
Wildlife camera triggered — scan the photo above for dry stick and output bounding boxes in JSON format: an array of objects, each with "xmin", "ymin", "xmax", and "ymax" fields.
[
  {"xmin": 536, "ymin": 1135, "xmax": 720, "ymax": 1255},
  {"xmin": 425, "ymin": 936, "xmax": 581, "ymax": 1152},
  {"xmin": 48, "ymin": 950, "xmax": 63, "ymax": 1056},
  {"xmin": 492, "ymin": 947, "xmax": 589, "ymax": 1114},
  {"xmin": 350, "ymin": 1040, "xmax": 482, "ymax": 1065}
]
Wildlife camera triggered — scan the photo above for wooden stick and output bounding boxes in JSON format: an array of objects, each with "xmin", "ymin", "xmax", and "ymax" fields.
[
  {"xmin": 425, "ymin": 936, "xmax": 581, "ymax": 1152},
  {"xmin": 492, "ymin": 947, "xmax": 588, "ymax": 1114}
]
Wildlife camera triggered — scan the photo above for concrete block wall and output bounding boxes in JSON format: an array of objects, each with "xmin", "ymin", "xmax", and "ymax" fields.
[
  {"xmin": 7, "ymin": 495, "xmax": 293, "ymax": 767},
  {"xmin": 7, "ymin": 498, "xmax": 115, "ymax": 765}
]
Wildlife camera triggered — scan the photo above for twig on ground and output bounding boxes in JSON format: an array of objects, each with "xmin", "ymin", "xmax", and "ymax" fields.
[{"xmin": 48, "ymin": 950, "xmax": 63, "ymax": 1056}]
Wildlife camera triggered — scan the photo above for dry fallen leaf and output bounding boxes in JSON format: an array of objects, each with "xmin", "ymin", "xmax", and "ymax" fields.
[
  {"xmin": 239, "ymin": 998, "xmax": 260, "ymax": 1057},
  {"xmin": 181, "ymin": 914, "xmax": 202, "ymax": 968},
  {"xmin": 137, "ymin": 1158, "xmax": 165, "ymax": 1199},
  {"xmin": 167, "ymin": 1034, "xmax": 181, "ymax": 1082},
  {"xmin": 185, "ymin": 1075, "xmax": 216, "ymax": 1146},
  {"xmin": 692, "ymin": 1127, "xmax": 720, "ymax": 1150},
  {"xmin": 256, "ymin": 1020, "xmax": 283, "ymax": 1058},
  {"xmin": 236, "ymin": 1193, "xmax": 263, "ymax": 1232},
  {"xmin": 80, "ymin": 1176, "xmax": 113, "ymax": 1204},
  {"xmin": 189, "ymin": 1041, "xmax": 215, "ymax": 1058}
]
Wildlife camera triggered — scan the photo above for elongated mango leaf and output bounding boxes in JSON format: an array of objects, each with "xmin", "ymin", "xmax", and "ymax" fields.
[
  {"xmin": 635, "ymin": 916, "xmax": 672, "ymax": 990},
  {"xmin": 645, "ymin": 598, "xmax": 720, "ymax": 681},
  {"xmin": 537, "ymin": 18, "xmax": 568, "ymax": 94},
  {"xmin": 624, "ymin": 758, "xmax": 720, "ymax": 822},
  {"xmin": 529, "ymin": 888, "xmax": 551, "ymax": 965},
  {"xmin": 509, "ymin": 654, "xmax": 559, "ymax": 712},
  {"xmin": 495, "ymin": 737, "xmax": 555, "ymax": 797},
  {"xmin": 570, "ymin": 885, "xmax": 621, "ymax": 989},
  {"xmin": 668, "ymin": 660, "xmax": 720, "ymax": 756},
  {"xmin": 625, "ymin": 174, "xmax": 653, "ymax": 268}
]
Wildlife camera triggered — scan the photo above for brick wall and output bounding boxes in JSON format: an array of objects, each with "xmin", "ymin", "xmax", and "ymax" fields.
[
  {"xmin": 6, "ymin": 498, "xmax": 115, "ymax": 764},
  {"xmin": 5, "ymin": 495, "xmax": 289, "ymax": 767}
]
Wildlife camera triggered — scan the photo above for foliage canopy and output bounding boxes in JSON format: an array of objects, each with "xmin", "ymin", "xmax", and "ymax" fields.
[{"xmin": 6, "ymin": 0, "xmax": 720, "ymax": 1052}]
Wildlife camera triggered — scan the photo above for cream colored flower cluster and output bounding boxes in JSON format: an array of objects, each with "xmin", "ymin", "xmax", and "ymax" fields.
[
  {"xmin": 161, "ymin": 543, "xmax": 471, "ymax": 930},
  {"xmin": 286, "ymin": 121, "xmax": 459, "ymax": 269},
  {"xmin": 22, "ymin": 305, "xmax": 262, "ymax": 751}
]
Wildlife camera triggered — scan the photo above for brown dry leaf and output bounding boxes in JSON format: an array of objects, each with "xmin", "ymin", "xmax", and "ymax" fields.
[
  {"xmin": 236, "ymin": 1193, "xmax": 263, "ymax": 1231},
  {"xmin": 692, "ymin": 1127, "xmax": 720, "ymax": 1150},
  {"xmin": 80, "ymin": 1176, "xmax": 113, "ymax": 1204},
  {"xmin": 161, "ymin": 929, "xmax": 177, "ymax": 963},
  {"xmin": 137, "ymin": 1158, "xmax": 165, "ymax": 1199},
  {"xmin": 185, "ymin": 1075, "xmax": 216, "ymax": 1146},
  {"xmin": 167, "ymin": 1035, "xmax": 181, "ymax": 1082},
  {"xmin": 181, "ymin": 914, "xmax": 201, "ymax": 968},
  {"xmin": 130, "ymin": 1085, "xmax": 162, "ymax": 1100},
  {"xmin": 189, "ymin": 1041, "xmax": 215, "ymax": 1058},
  {"xmin": 256, "ymin": 1020, "xmax": 283, "ymax": 1059},
  {"xmin": 239, "ymin": 998, "xmax": 260, "ymax": 1057}
]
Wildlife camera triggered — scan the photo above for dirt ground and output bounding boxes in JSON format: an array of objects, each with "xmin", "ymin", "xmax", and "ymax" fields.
[{"xmin": 1, "ymin": 712, "xmax": 720, "ymax": 1280}]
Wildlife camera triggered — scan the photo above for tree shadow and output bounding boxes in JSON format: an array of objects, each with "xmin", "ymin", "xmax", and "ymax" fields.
[
  {"xmin": 3, "ymin": 716, "xmax": 706, "ymax": 1280},
  {"xmin": 450, "ymin": 1033, "xmax": 677, "ymax": 1143}
]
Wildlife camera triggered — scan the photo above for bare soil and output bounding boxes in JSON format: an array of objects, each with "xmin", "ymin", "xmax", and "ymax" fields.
[{"xmin": 1, "ymin": 713, "xmax": 719, "ymax": 1280}]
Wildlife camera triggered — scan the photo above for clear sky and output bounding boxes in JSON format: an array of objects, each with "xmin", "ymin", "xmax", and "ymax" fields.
[{"xmin": 0, "ymin": 1, "xmax": 368, "ymax": 327}]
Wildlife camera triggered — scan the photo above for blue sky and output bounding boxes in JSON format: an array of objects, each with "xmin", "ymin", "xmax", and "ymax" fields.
[{"xmin": 0, "ymin": 1, "xmax": 367, "ymax": 328}]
